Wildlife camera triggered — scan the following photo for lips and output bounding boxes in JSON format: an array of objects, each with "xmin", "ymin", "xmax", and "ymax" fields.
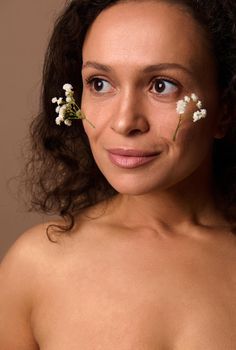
[{"xmin": 107, "ymin": 148, "xmax": 161, "ymax": 168}]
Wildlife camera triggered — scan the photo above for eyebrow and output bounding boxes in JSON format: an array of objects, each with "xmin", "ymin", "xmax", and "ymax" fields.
[{"xmin": 82, "ymin": 61, "xmax": 194, "ymax": 76}]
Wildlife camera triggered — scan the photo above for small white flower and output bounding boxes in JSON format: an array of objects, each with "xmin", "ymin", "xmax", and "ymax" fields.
[
  {"xmin": 197, "ymin": 100, "xmax": 202, "ymax": 109},
  {"xmin": 60, "ymin": 104, "xmax": 67, "ymax": 111},
  {"xmin": 64, "ymin": 119, "xmax": 72, "ymax": 126},
  {"xmin": 200, "ymin": 109, "xmax": 207, "ymax": 118},
  {"xmin": 193, "ymin": 111, "xmax": 201, "ymax": 122},
  {"xmin": 193, "ymin": 109, "xmax": 207, "ymax": 122},
  {"xmin": 59, "ymin": 108, "xmax": 66, "ymax": 118},
  {"xmin": 55, "ymin": 115, "xmax": 64, "ymax": 125},
  {"xmin": 184, "ymin": 96, "xmax": 191, "ymax": 102},
  {"xmin": 57, "ymin": 97, "xmax": 63, "ymax": 105},
  {"xmin": 65, "ymin": 90, "xmax": 74, "ymax": 97},
  {"xmin": 191, "ymin": 93, "xmax": 198, "ymax": 102},
  {"xmin": 173, "ymin": 93, "xmax": 207, "ymax": 141},
  {"xmin": 52, "ymin": 83, "xmax": 95, "ymax": 128},
  {"xmin": 63, "ymin": 83, "xmax": 73, "ymax": 91},
  {"xmin": 66, "ymin": 97, "xmax": 72, "ymax": 103},
  {"xmin": 176, "ymin": 100, "xmax": 187, "ymax": 114}
]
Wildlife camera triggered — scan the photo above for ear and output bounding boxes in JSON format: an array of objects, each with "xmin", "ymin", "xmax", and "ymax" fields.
[{"xmin": 214, "ymin": 102, "xmax": 232, "ymax": 139}]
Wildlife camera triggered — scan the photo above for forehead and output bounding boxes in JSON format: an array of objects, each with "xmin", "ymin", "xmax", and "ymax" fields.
[{"xmin": 82, "ymin": 1, "xmax": 213, "ymax": 72}]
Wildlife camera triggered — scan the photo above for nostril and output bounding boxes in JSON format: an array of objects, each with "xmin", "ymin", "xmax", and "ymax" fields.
[{"xmin": 129, "ymin": 129, "xmax": 143, "ymax": 136}]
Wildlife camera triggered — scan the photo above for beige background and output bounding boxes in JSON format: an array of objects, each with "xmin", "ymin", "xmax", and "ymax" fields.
[{"xmin": 0, "ymin": 0, "xmax": 66, "ymax": 260}]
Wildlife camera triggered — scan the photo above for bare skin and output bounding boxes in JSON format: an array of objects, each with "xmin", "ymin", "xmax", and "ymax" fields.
[
  {"xmin": 1, "ymin": 1, "xmax": 236, "ymax": 349},
  {"xmin": 4, "ymin": 198, "xmax": 235, "ymax": 350}
]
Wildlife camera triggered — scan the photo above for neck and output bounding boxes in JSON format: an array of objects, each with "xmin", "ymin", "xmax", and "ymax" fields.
[{"xmin": 111, "ymin": 161, "xmax": 226, "ymax": 234}]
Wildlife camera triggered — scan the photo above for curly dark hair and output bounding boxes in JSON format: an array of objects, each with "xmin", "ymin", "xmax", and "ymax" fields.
[{"xmin": 25, "ymin": 0, "xmax": 236, "ymax": 241}]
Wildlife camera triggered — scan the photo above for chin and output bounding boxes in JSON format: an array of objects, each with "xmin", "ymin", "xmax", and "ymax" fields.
[{"xmin": 103, "ymin": 175, "xmax": 168, "ymax": 196}]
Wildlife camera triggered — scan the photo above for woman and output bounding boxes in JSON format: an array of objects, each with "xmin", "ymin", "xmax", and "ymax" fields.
[{"xmin": 1, "ymin": 0, "xmax": 236, "ymax": 348}]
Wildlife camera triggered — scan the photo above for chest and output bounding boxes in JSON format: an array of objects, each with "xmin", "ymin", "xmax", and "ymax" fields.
[{"xmin": 31, "ymin": 238, "xmax": 236, "ymax": 350}]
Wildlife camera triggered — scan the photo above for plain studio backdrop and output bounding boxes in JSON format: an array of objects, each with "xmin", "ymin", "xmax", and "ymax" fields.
[{"xmin": 0, "ymin": 0, "xmax": 66, "ymax": 260}]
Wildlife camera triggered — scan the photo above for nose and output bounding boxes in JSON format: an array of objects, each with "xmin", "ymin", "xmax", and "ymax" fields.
[{"xmin": 110, "ymin": 90, "xmax": 150, "ymax": 136}]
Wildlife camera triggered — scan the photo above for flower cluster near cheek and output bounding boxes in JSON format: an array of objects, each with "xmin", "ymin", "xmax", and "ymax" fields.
[
  {"xmin": 52, "ymin": 84, "xmax": 95, "ymax": 128},
  {"xmin": 173, "ymin": 93, "xmax": 207, "ymax": 141}
]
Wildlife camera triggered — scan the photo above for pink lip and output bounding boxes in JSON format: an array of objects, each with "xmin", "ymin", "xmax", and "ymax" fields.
[{"xmin": 107, "ymin": 148, "xmax": 161, "ymax": 169}]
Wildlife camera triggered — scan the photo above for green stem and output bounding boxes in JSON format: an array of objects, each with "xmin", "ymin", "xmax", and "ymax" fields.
[
  {"xmin": 172, "ymin": 115, "xmax": 182, "ymax": 142},
  {"xmin": 76, "ymin": 109, "xmax": 95, "ymax": 128},
  {"xmin": 84, "ymin": 117, "xmax": 95, "ymax": 128}
]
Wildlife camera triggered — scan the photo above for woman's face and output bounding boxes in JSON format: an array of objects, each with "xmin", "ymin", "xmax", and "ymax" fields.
[{"xmin": 81, "ymin": 0, "xmax": 221, "ymax": 195}]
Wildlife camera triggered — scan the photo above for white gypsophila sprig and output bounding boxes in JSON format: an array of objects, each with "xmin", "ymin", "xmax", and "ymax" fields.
[
  {"xmin": 173, "ymin": 93, "xmax": 207, "ymax": 141},
  {"xmin": 51, "ymin": 97, "xmax": 58, "ymax": 104},
  {"xmin": 176, "ymin": 100, "xmax": 188, "ymax": 115},
  {"xmin": 63, "ymin": 83, "xmax": 73, "ymax": 91},
  {"xmin": 193, "ymin": 109, "xmax": 207, "ymax": 122},
  {"xmin": 52, "ymin": 84, "xmax": 95, "ymax": 128}
]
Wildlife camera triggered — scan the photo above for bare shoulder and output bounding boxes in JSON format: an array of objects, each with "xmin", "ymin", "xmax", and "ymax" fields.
[
  {"xmin": 1, "ymin": 221, "xmax": 61, "ymax": 271},
  {"xmin": 0, "ymin": 222, "xmax": 62, "ymax": 350},
  {"xmin": 0, "ymin": 212, "xmax": 115, "ymax": 350}
]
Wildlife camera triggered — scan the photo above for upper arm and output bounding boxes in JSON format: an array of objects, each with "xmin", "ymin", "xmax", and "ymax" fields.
[{"xmin": 0, "ymin": 230, "xmax": 41, "ymax": 350}]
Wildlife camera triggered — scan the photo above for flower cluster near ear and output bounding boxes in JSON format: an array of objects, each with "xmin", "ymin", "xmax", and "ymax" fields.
[
  {"xmin": 173, "ymin": 93, "xmax": 207, "ymax": 141},
  {"xmin": 52, "ymin": 84, "xmax": 95, "ymax": 128}
]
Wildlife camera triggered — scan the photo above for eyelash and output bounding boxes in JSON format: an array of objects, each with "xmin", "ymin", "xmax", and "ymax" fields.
[
  {"xmin": 150, "ymin": 77, "xmax": 179, "ymax": 96},
  {"xmin": 84, "ymin": 76, "xmax": 180, "ymax": 97},
  {"xmin": 85, "ymin": 77, "xmax": 113, "ymax": 94}
]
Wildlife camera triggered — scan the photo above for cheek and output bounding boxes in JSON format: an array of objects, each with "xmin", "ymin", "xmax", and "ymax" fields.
[
  {"xmin": 175, "ymin": 121, "xmax": 215, "ymax": 178},
  {"xmin": 81, "ymin": 91, "xmax": 110, "ymax": 135},
  {"xmin": 149, "ymin": 107, "xmax": 194, "ymax": 142},
  {"xmin": 170, "ymin": 105, "xmax": 216, "ymax": 167},
  {"xmin": 81, "ymin": 90, "xmax": 216, "ymax": 150},
  {"xmin": 177, "ymin": 120, "xmax": 213, "ymax": 152}
]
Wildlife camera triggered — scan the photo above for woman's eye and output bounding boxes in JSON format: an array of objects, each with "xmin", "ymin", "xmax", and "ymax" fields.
[
  {"xmin": 151, "ymin": 79, "xmax": 178, "ymax": 95},
  {"xmin": 87, "ymin": 78, "xmax": 112, "ymax": 93}
]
